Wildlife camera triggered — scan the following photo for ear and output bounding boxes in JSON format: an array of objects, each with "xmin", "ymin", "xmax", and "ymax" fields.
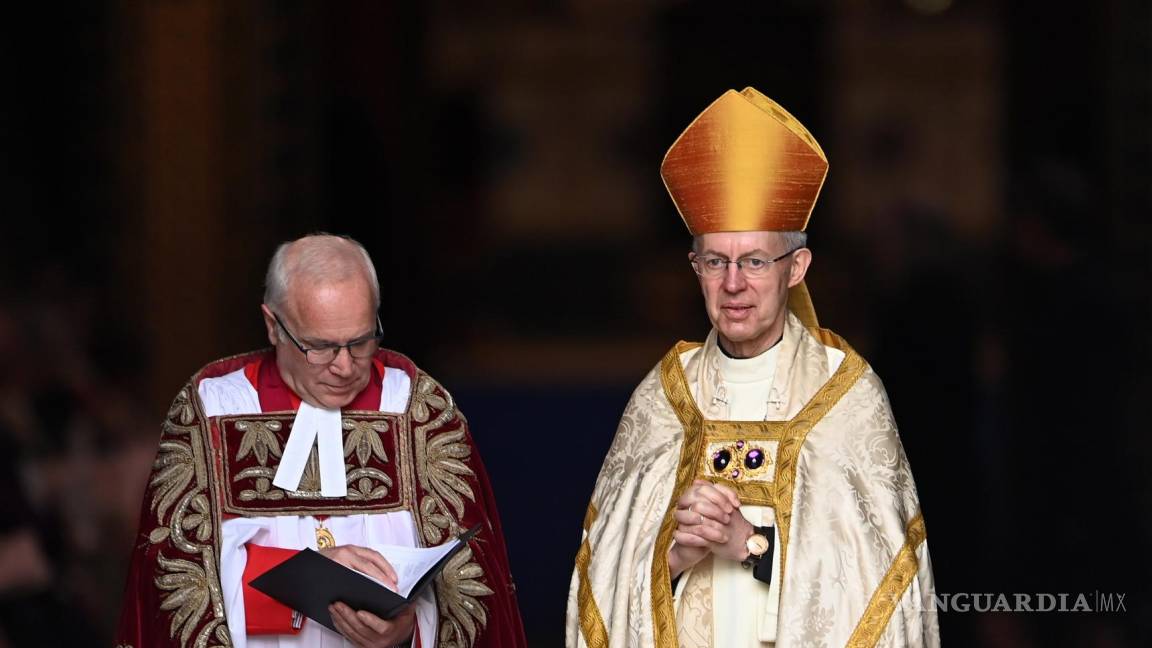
[
  {"xmin": 260, "ymin": 304, "xmax": 280, "ymax": 346},
  {"xmin": 786, "ymin": 248, "xmax": 812, "ymax": 288},
  {"xmin": 687, "ymin": 249, "xmax": 707, "ymax": 291}
]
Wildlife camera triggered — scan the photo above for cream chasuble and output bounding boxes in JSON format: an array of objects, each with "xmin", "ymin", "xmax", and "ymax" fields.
[{"xmin": 566, "ymin": 312, "xmax": 939, "ymax": 648}]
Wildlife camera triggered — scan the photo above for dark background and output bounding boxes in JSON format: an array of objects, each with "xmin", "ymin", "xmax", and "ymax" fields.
[{"xmin": 1, "ymin": 1, "xmax": 1149, "ymax": 646}]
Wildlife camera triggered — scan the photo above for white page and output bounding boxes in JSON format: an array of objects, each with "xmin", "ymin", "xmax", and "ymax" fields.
[{"xmin": 363, "ymin": 538, "xmax": 461, "ymax": 598}]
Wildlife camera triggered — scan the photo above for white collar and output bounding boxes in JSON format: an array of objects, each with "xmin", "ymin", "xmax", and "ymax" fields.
[{"xmin": 717, "ymin": 341, "xmax": 780, "ymax": 384}]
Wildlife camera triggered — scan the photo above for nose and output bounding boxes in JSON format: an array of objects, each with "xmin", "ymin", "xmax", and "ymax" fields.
[
  {"xmin": 327, "ymin": 346, "xmax": 355, "ymax": 376},
  {"xmin": 722, "ymin": 262, "xmax": 747, "ymax": 292}
]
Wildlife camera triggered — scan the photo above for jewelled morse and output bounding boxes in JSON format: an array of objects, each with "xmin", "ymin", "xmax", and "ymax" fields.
[{"xmin": 708, "ymin": 439, "xmax": 772, "ymax": 481}]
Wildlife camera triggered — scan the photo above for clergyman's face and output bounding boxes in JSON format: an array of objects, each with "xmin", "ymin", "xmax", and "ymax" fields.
[
  {"xmin": 261, "ymin": 275, "xmax": 378, "ymax": 409},
  {"xmin": 692, "ymin": 231, "xmax": 811, "ymax": 358}
]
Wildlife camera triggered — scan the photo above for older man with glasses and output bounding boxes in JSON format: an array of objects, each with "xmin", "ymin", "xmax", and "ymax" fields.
[
  {"xmin": 117, "ymin": 234, "xmax": 527, "ymax": 648},
  {"xmin": 567, "ymin": 89, "xmax": 939, "ymax": 648}
]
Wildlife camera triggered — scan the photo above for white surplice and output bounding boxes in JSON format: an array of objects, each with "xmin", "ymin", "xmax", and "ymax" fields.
[{"xmin": 198, "ymin": 367, "xmax": 437, "ymax": 648}]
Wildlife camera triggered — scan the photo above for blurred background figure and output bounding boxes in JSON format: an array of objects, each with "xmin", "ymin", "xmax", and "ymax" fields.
[{"xmin": 1, "ymin": 0, "xmax": 1148, "ymax": 646}]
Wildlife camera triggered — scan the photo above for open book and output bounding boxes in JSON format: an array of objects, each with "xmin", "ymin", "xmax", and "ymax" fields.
[{"xmin": 249, "ymin": 524, "xmax": 480, "ymax": 631}]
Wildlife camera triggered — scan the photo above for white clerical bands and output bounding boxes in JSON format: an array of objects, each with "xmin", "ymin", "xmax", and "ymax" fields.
[{"xmin": 273, "ymin": 402, "xmax": 347, "ymax": 497}]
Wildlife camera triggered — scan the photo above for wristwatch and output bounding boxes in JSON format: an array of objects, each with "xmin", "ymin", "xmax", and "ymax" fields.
[{"xmin": 740, "ymin": 525, "xmax": 775, "ymax": 585}]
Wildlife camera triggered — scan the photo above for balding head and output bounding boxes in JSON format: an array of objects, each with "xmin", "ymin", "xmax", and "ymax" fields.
[
  {"xmin": 264, "ymin": 233, "xmax": 381, "ymax": 312},
  {"xmin": 260, "ymin": 233, "xmax": 382, "ymax": 408}
]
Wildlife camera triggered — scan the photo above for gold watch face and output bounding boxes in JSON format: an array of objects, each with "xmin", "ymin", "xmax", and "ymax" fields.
[{"xmin": 746, "ymin": 533, "xmax": 770, "ymax": 557}]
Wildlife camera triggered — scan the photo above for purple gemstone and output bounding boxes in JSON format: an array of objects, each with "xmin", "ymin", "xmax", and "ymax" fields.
[
  {"xmin": 736, "ymin": 440, "xmax": 745, "ymax": 450},
  {"xmin": 712, "ymin": 449, "xmax": 731, "ymax": 472},
  {"xmin": 745, "ymin": 448, "xmax": 764, "ymax": 470}
]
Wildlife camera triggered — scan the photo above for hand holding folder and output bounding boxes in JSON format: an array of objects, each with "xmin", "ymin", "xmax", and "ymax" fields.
[{"xmin": 250, "ymin": 525, "xmax": 481, "ymax": 632}]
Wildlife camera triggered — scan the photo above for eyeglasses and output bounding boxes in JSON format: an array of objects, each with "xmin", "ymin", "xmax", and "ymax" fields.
[
  {"xmin": 272, "ymin": 312, "xmax": 383, "ymax": 365},
  {"xmin": 690, "ymin": 248, "xmax": 802, "ymax": 278}
]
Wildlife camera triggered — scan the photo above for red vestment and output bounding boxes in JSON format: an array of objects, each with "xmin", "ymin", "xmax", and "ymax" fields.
[{"xmin": 115, "ymin": 349, "xmax": 526, "ymax": 648}]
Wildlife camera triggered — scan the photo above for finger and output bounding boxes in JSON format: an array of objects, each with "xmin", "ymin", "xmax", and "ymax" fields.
[
  {"xmin": 672, "ymin": 529, "xmax": 711, "ymax": 548},
  {"xmin": 690, "ymin": 524, "xmax": 729, "ymax": 545},
  {"xmin": 356, "ymin": 549, "xmax": 399, "ymax": 588},
  {"xmin": 673, "ymin": 506, "xmax": 726, "ymax": 528},
  {"xmin": 330, "ymin": 603, "xmax": 370, "ymax": 647},
  {"xmin": 676, "ymin": 488, "xmax": 697, "ymax": 509},
  {"xmin": 694, "ymin": 500, "xmax": 731, "ymax": 524},
  {"xmin": 680, "ymin": 479, "xmax": 716, "ymax": 507},
  {"xmin": 354, "ymin": 609, "xmax": 391, "ymax": 636},
  {"xmin": 709, "ymin": 481, "xmax": 743, "ymax": 509},
  {"xmin": 343, "ymin": 548, "xmax": 398, "ymax": 589},
  {"xmin": 694, "ymin": 483, "xmax": 736, "ymax": 514},
  {"xmin": 673, "ymin": 509, "xmax": 701, "ymax": 528},
  {"xmin": 329, "ymin": 607, "xmax": 351, "ymax": 641}
]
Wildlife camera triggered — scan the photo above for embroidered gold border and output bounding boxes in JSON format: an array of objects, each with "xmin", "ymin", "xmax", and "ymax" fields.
[
  {"xmin": 643, "ymin": 342, "xmax": 705, "ymax": 648},
  {"xmin": 770, "ymin": 335, "xmax": 865, "ymax": 577},
  {"xmin": 215, "ymin": 410, "xmax": 413, "ymax": 516},
  {"xmin": 658, "ymin": 330, "xmax": 867, "ymax": 614},
  {"xmin": 405, "ymin": 373, "xmax": 497, "ymax": 648},
  {"xmin": 145, "ymin": 381, "xmax": 231, "ymax": 646},
  {"xmin": 576, "ymin": 503, "xmax": 608, "ymax": 648},
  {"xmin": 846, "ymin": 513, "xmax": 928, "ymax": 648},
  {"xmin": 698, "ymin": 475, "xmax": 777, "ymax": 507}
]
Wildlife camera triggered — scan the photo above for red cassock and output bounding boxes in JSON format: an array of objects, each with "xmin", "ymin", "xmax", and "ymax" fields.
[{"xmin": 115, "ymin": 349, "xmax": 527, "ymax": 648}]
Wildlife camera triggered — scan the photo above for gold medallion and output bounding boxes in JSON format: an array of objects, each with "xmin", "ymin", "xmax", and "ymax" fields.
[{"xmin": 315, "ymin": 523, "xmax": 335, "ymax": 549}]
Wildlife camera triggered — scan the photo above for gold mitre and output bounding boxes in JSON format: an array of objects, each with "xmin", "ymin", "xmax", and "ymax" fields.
[{"xmin": 660, "ymin": 87, "xmax": 828, "ymax": 235}]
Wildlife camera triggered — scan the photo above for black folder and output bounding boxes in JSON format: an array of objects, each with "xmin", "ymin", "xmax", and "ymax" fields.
[{"xmin": 249, "ymin": 524, "xmax": 480, "ymax": 631}]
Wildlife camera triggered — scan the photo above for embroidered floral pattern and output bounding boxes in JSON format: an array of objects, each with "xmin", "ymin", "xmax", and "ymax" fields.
[
  {"xmin": 222, "ymin": 415, "xmax": 401, "ymax": 509},
  {"xmin": 412, "ymin": 375, "xmax": 493, "ymax": 648},
  {"xmin": 346, "ymin": 467, "xmax": 393, "ymax": 500},
  {"xmin": 156, "ymin": 555, "xmax": 212, "ymax": 645},
  {"xmin": 344, "ymin": 419, "xmax": 390, "ymax": 466},
  {"xmin": 234, "ymin": 468, "xmax": 284, "ymax": 502},
  {"xmin": 419, "ymin": 495, "xmax": 456, "ymax": 545},
  {"xmin": 168, "ymin": 387, "xmax": 196, "ymax": 426},
  {"xmin": 182, "ymin": 493, "xmax": 213, "ymax": 543},
  {"xmin": 436, "ymin": 544, "xmax": 494, "ymax": 648},
  {"xmin": 142, "ymin": 382, "xmax": 233, "ymax": 647},
  {"xmin": 150, "ymin": 438, "xmax": 195, "ymax": 522},
  {"xmin": 425, "ymin": 427, "xmax": 476, "ymax": 518},
  {"xmin": 233, "ymin": 419, "xmax": 283, "ymax": 465},
  {"xmin": 411, "ymin": 375, "xmax": 448, "ymax": 423}
]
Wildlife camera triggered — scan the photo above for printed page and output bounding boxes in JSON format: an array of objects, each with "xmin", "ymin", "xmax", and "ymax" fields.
[{"xmin": 368, "ymin": 538, "xmax": 462, "ymax": 598}]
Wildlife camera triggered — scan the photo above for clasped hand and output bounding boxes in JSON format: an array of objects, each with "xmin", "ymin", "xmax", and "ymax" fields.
[
  {"xmin": 319, "ymin": 545, "xmax": 415, "ymax": 647},
  {"xmin": 668, "ymin": 479, "xmax": 754, "ymax": 578}
]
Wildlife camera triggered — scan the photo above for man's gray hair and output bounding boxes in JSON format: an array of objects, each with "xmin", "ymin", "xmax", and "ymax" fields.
[
  {"xmin": 264, "ymin": 233, "xmax": 381, "ymax": 310},
  {"xmin": 691, "ymin": 231, "xmax": 808, "ymax": 253}
]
